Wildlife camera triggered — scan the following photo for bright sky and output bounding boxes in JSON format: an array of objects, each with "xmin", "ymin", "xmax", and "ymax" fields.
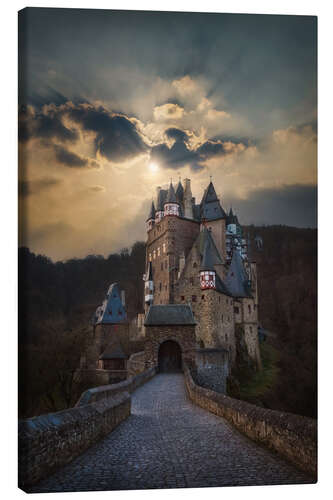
[{"xmin": 18, "ymin": 8, "xmax": 317, "ymax": 261}]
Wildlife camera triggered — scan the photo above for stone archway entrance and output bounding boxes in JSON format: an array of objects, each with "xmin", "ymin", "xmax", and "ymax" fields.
[{"xmin": 158, "ymin": 340, "xmax": 182, "ymax": 372}]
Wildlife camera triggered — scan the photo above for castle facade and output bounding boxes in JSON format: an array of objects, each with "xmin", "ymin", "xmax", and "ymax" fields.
[{"xmin": 143, "ymin": 178, "xmax": 261, "ymax": 369}]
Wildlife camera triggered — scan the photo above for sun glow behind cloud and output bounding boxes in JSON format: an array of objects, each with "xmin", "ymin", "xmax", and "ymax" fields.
[{"xmin": 18, "ymin": 9, "xmax": 317, "ymax": 260}]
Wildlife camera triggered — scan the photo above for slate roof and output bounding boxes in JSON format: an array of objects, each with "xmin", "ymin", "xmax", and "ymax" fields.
[
  {"xmin": 200, "ymin": 235, "xmax": 218, "ymax": 271},
  {"xmin": 176, "ymin": 180, "xmax": 184, "ymax": 202},
  {"xmin": 156, "ymin": 189, "xmax": 167, "ymax": 211},
  {"xmin": 146, "ymin": 201, "xmax": 156, "ymax": 221},
  {"xmin": 200, "ymin": 181, "xmax": 226, "ymax": 221},
  {"xmin": 99, "ymin": 343, "xmax": 127, "ymax": 360},
  {"xmin": 144, "ymin": 304, "xmax": 196, "ymax": 326},
  {"xmin": 165, "ymin": 182, "xmax": 178, "ymax": 204},
  {"xmin": 193, "ymin": 204, "xmax": 201, "ymax": 221},
  {"xmin": 225, "ymin": 250, "xmax": 252, "ymax": 298},
  {"xmin": 198, "ymin": 227, "xmax": 223, "ymax": 266},
  {"xmin": 94, "ymin": 283, "xmax": 127, "ymax": 325}
]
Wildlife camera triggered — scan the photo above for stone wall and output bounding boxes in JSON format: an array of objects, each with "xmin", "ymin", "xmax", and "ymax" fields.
[
  {"xmin": 19, "ymin": 367, "xmax": 156, "ymax": 488},
  {"xmin": 146, "ymin": 215, "xmax": 200, "ymax": 304},
  {"xmin": 19, "ymin": 392, "xmax": 130, "ymax": 489},
  {"xmin": 194, "ymin": 348, "xmax": 229, "ymax": 393},
  {"xmin": 144, "ymin": 325, "xmax": 196, "ymax": 369},
  {"xmin": 174, "ymin": 245, "xmax": 236, "ymax": 360},
  {"xmin": 127, "ymin": 351, "xmax": 146, "ymax": 377},
  {"xmin": 184, "ymin": 365, "xmax": 317, "ymax": 477},
  {"xmin": 76, "ymin": 367, "xmax": 156, "ymax": 406}
]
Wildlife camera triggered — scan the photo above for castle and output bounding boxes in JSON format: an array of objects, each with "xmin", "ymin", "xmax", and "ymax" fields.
[
  {"xmin": 83, "ymin": 177, "xmax": 261, "ymax": 388},
  {"xmin": 142, "ymin": 178, "xmax": 261, "ymax": 370}
]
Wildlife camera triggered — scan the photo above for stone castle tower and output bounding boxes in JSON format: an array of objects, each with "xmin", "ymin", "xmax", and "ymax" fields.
[{"xmin": 143, "ymin": 178, "xmax": 261, "ymax": 369}]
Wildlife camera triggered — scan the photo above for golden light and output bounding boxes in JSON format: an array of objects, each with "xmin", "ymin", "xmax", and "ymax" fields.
[{"xmin": 149, "ymin": 162, "xmax": 159, "ymax": 173}]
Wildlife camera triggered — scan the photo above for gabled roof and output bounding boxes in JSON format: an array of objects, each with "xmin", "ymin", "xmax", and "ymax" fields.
[
  {"xmin": 146, "ymin": 200, "xmax": 156, "ymax": 221},
  {"xmin": 225, "ymin": 250, "xmax": 252, "ymax": 298},
  {"xmin": 165, "ymin": 182, "xmax": 178, "ymax": 204},
  {"xmin": 200, "ymin": 181, "xmax": 226, "ymax": 221},
  {"xmin": 144, "ymin": 304, "xmax": 196, "ymax": 326},
  {"xmin": 99, "ymin": 342, "xmax": 127, "ymax": 360},
  {"xmin": 176, "ymin": 180, "xmax": 184, "ymax": 202},
  {"xmin": 94, "ymin": 283, "xmax": 127, "ymax": 325}
]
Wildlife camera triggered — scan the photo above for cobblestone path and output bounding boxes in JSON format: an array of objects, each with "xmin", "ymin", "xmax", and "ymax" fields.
[{"xmin": 28, "ymin": 374, "xmax": 314, "ymax": 492}]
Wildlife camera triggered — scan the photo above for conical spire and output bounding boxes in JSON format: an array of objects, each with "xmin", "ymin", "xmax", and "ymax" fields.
[
  {"xmin": 165, "ymin": 182, "xmax": 177, "ymax": 204},
  {"xmin": 146, "ymin": 200, "xmax": 156, "ymax": 221},
  {"xmin": 200, "ymin": 180, "xmax": 226, "ymax": 220},
  {"xmin": 176, "ymin": 179, "xmax": 184, "ymax": 202},
  {"xmin": 156, "ymin": 189, "xmax": 164, "ymax": 211}
]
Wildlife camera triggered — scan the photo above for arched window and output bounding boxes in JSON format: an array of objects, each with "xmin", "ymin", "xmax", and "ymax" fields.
[{"xmin": 193, "ymin": 262, "xmax": 197, "ymax": 268}]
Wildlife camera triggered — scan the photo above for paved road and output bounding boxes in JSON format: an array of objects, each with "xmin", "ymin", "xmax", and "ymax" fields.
[{"xmin": 28, "ymin": 374, "xmax": 314, "ymax": 492}]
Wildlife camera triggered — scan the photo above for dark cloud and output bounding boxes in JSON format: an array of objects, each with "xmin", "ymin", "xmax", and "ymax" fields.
[
  {"xmin": 63, "ymin": 104, "xmax": 148, "ymax": 162},
  {"xmin": 223, "ymin": 184, "xmax": 317, "ymax": 228},
  {"xmin": 196, "ymin": 141, "xmax": 226, "ymax": 158},
  {"xmin": 151, "ymin": 128, "xmax": 243, "ymax": 171},
  {"xmin": 18, "ymin": 108, "xmax": 78, "ymax": 144},
  {"xmin": 53, "ymin": 144, "xmax": 99, "ymax": 169},
  {"xmin": 165, "ymin": 128, "xmax": 189, "ymax": 143},
  {"xmin": 18, "ymin": 177, "xmax": 62, "ymax": 197}
]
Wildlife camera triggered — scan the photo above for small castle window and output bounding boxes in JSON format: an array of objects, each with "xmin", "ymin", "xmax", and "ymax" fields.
[
  {"xmin": 192, "ymin": 295, "xmax": 197, "ymax": 302},
  {"xmin": 249, "ymin": 326, "xmax": 253, "ymax": 333},
  {"xmin": 181, "ymin": 296, "xmax": 185, "ymax": 301},
  {"xmin": 225, "ymin": 333, "xmax": 228, "ymax": 341},
  {"xmin": 159, "ymin": 283, "xmax": 162, "ymax": 291},
  {"xmin": 193, "ymin": 262, "xmax": 197, "ymax": 268},
  {"xmin": 201, "ymin": 295, "xmax": 205, "ymax": 300},
  {"xmin": 248, "ymin": 305, "xmax": 251, "ymax": 314},
  {"xmin": 234, "ymin": 306, "xmax": 239, "ymax": 314},
  {"xmin": 158, "ymin": 247, "xmax": 161, "ymax": 256}
]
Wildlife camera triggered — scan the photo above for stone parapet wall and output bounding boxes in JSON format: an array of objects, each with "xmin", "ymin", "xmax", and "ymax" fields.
[
  {"xmin": 76, "ymin": 367, "xmax": 156, "ymax": 406},
  {"xmin": 19, "ymin": 367, "xmax": 156, "ymax": 488},
  {"xmin": 19, "ymin": 392, "xmax": 130, "ymax": 488},
  {"xmin": 184, "ymin": 365, "xmax": 317, "ymax": 477},
  {"xmin": 127, "ymin": 351, "xmax": 146, "ymax": 377}
]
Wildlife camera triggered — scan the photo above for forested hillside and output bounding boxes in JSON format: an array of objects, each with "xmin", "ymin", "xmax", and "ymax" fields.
[{"xmin": 18, "ymin": 226, "xmax": 317, "ymax": 419}]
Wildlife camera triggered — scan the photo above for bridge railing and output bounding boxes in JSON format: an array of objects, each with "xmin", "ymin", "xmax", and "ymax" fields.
[
  {"xmin": 19, "ymin": 366, "xmax": 156, "ymax": 489},
  {"xmin": 183, "ymin": 364, "xmax": 317, "ymax": 478}
]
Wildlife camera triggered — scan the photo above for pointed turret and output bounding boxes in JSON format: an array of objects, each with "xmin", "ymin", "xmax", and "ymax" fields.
[
  {"xmin": 225, "ymin": 249, "xmax": 252, "ymax": 298},
  {"xmin": 146, "ymin": 200, "xmax": 156, "ymax": 231},
  {"xmin": 175, "ymin": 179, "xmax": 184, "ymax": 203},
  {"xmin": 164, "ymin": 182, "xmax": 180, "ymax": 216},
  {"xmin": 200, "ymin": 181, "xmax": 226, "ymax": 221},
  {"xmin": 155, "ymin": 187, "xmax": 165, "ymax": 222},
  {"xmin": 93, "ymin": 283, "xmax": 127, "ymax": 325},
  {"xmin": 200, "ymin": 230, "xmax": 218, "ymax": 290}
]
